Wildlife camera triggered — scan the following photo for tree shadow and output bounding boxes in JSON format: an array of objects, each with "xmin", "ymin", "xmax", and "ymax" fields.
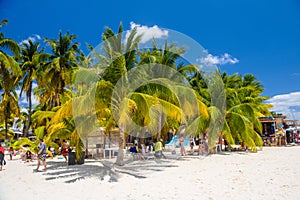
[
  {"xmin": 40, "ymin": 160, "xmax": 118, "ymax": 183},
  {"xmin": 114, "ymin": 158, "xmax": 179, "ymax": 178}
]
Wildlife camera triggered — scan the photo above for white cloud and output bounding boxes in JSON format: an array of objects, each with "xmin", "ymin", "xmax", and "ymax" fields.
[
  {"xmin": 20, "ymin": 34, "xmax": 41, "ymax": 45},
  {"xmin": 125, "ymin": 22, "xmax": 168, "ymax": 44},
  {"xmin": 34, "ymin": 34, "xmax": 41, "ymax": 40},
  {"xmin": 291, "ymin": 73, "xmax": 300, "ymax": 76},
  {"xmin": 266, "ymin": 91, "xmax": 300, "ymax": 122},
  {"xmin": 197, "ymin": 52, "xmax": 239, "ymax": 66}
]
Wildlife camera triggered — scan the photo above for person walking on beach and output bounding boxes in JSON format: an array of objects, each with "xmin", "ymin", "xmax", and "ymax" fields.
[
  {"xmin": 0, "ymin": 144, "xmax": 5, "ymax": 171},
  {"xmin": 180, "ymin": 135, "xmax": 186, "ymax": 156},
  {"xmin": 35, "ymin": 139, "xmax": 47, "ymax": 172},
  {"xmin": 61, "ymin": 139, "xmax": 69, "ymax": 162}
]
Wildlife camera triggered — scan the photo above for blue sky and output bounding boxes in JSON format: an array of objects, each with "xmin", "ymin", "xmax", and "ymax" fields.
[{"xmin": 1, "ymin": 0, "xmax": 300, "ymax": 121}]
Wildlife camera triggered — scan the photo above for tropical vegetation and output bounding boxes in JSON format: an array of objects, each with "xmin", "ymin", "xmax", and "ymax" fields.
[{"xmin": 0, "ymin": 19, "xmax": 273, "ymax": 165}]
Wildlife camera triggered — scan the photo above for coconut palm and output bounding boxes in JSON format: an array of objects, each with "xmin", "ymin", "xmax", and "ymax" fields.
[
  {"xmin": 37, "ymin": 31, "xmax": 79, "ymax": 109},
  {"xmin": 19, "ymin": 39, "xmax": 48, "ymax": 136},
  {"xmin": 89, "ymin": 24, "xmax": 187, "ymax": 165},
  {"xmin": 220, "ymin": 72, "xmax": 272, "ymax": 151},
  {"xmin": 138, "ymin": 41, "xmax": 190, "ymax": 137},
  {"xmin": 0, "ymin": 19, "xmax": 21, "ymax": 140},
  {"xmin": 184, "ymin": 70, "xmax": 226, "ymax": 149},
  {"xmin": 140, "ymin": 41, "xmax": 215, "ymax": 144},
  {"xmin": 90, "ymin": 23, "xmax": 141, "ymax": 165}
]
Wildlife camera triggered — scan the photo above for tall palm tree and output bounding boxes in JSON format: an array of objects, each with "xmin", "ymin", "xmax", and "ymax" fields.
[
  {"xmin": 19, "ymin": 39, "xmax": 47, "ymax": 136},
  {"xmin": 0, "ymin": 19, "xmax": 21, "ymax": 140},
  {"xmin": 138, "ymin": 40, "xmax": 187, "ymax": 138},
  {"xmin": 92, "ymin": 24, "xmax": 188, "ymax": 165},
  {"xmin": 94, "ymin": 23, "xmax": 141, "ymax": 165},
  {"xmin": 37, "ymin": 31, "xmax": 79, "ymax": 109}
]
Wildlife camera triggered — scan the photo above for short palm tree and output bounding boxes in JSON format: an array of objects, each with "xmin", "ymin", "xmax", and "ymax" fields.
[{"xmin": 221, "ymin": 72, "xmax": 272, "ymax": 151}]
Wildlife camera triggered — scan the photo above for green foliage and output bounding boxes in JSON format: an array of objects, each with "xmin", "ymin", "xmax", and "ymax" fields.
[{"xmin": 0, "ymin": 20, "xmax": 273, "ymax": 158}]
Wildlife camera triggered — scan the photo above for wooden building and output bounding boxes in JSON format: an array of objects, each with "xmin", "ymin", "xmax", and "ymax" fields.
[
  {"xmin": 86, "ymin": 127, "xmax": 119, "ymax": 159},
  {"xmin": 259, "ymin": 116, "xmax": 286, "ymax": 146},
  {"xmin": 259, "ymin": 116, "xmax": 299, "ymax": 145}
]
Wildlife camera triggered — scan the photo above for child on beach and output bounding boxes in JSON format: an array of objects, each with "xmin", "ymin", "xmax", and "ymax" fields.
[
  {"xmin": 25, "ymin": 150, "xmax": 32, "ymax": 163},
  {"xmin": 8, "ymin": 147, "xmax": 14, "ymax": 160}
]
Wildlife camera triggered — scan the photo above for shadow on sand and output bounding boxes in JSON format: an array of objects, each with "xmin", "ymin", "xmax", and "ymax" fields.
[
  {"xmin": 34, "ymin": 156, "xmax": 180, "ymax": 183},
  {"xmin": 34, "ymin": 151, "xmax": 248, "ymax": 183}
]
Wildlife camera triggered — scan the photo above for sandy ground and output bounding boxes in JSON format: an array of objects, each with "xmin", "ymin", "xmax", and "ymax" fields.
[{"xmin": 1, "ymin": 146, "xmax": 300, "ymax": 200}]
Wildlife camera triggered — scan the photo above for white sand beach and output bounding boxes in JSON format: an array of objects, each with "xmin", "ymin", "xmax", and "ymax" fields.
[{"xmin": 1, "ymin": 146, "xmax": 300, "ymax": 200}]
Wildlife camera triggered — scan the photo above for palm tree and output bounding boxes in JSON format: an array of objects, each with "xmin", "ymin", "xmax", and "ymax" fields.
[
  {"xmin": 184, "ymin": 70, "xmax": 226, "ymax": 149},
  {"xmin": 0, "ymin": 19, "xmax": 21, "ymax": 140},
  {"xmin": 138, "ymin": 40, "xmax": 188, "ymax": 138},
  {"xmin": 91, "ymin": 24, "xmax": 188, "ymax": 165},
  {"xmin": 186, "ymin": 68, "xmax": 269, "ymax": 152},
  {"xmin": 19, "ymin": 39, "xmax": 47, "ymax": 136},
  {"xmin": 92, "ymin": 23, "xmax": 141, "ymax": 165},
  {"xmin": 37, "ymin": 31, "xmax": 79, "ymax": 109},
  {"xmin": 221, "ymin": 72, "xmax": 271, "ymax": 151}
]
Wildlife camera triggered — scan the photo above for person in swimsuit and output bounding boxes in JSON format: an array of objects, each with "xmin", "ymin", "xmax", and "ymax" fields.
[{"xmin": 180, "ymin": 135, "xmax": 186, "ymax": 156}]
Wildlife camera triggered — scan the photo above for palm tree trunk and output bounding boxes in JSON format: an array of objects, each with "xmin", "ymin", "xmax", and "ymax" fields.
[
  {"xmin": 140, "ymin": 128, "xmax": 146, "ymax": 144},
  {"xmin": 24, "ymin": 83, "xmax": 32, "ymax": 137},
  {"xmin": 115, "ymin": 123, "xmax": 125, "ymax": 166},
  {"xmin": 5, "ymin": 116, "xmax": 8, "ymax": 141},
  {"xmin": 158, "ymin": 110, "xmax": 162, "ymax": 140},
  {"xmin": 4, "ymin": 102, "xmax": 9, "ymax": 141},
  {"xmin": 53, "ymin": 73, "xmax": 61, "ymax": 108},
  {"xmin": 85, "ymin": 138, "xmax": 89, "ymax": 158},
  {"xmin": 109, "ymin": 132, "xmax": 111, "ymax": 148}
]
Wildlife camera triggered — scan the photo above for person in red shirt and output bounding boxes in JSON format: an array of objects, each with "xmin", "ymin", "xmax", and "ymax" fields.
[
  {"xmin": 0, "ymin": 143, "xmax": 5, "ymax": 171},
  {"xmin": 61, "ymin": 140, "xmax": 69, "ymax": 162}
]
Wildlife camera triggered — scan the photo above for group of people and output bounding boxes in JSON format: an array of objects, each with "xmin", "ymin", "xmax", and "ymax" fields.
[
  {"xmin": 34, "ymin": 139, "xmax": 69, "ymax": 172},
  {"xmin": 128, "ymin": 135, "xmax": 210, "ymax": 160},
  {"xmin": 180, "ymin": 135, "xmax": 209, "ymax": 156},
  {"xmin": 0, "ymin": 144, "xmax": 18, "ymax": 171},
  {"xmin": 129, "ymin": 139, "xmax": 166, "ymax": 160},
  {"xmin": 0, "ymin": 138, "xmax": 70, "ymax": 173}
]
